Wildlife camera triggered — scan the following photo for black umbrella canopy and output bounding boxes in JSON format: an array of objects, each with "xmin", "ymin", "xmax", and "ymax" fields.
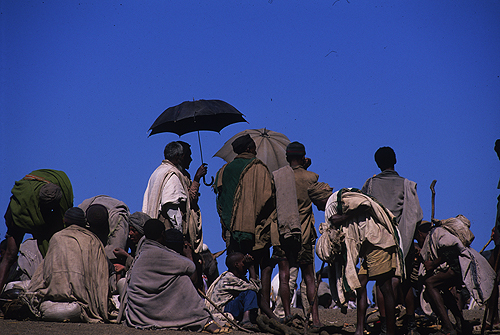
[{"xmin": 149, "ymin": 99, "xmax": 247, "ymax": 136}]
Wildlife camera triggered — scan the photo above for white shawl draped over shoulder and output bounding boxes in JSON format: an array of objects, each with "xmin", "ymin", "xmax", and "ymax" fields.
[{"xmin": 142, "ymin": 160, "xmax": 187, "ymax": 219}]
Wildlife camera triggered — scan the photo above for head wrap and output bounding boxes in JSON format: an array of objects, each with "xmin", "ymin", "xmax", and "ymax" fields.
[
  {"xmin": 416, "ymin": 220, "xmax": 432, "ymax": 233},
  {"xmin": 64, "ymin": 207, "xmax": 86, "ymax": 227},
  {"xmin": 86, "ymin": 204, "xmax": 109, "ymax": 225},
  {"xmin": 232, "ymin": 134, "xmax": 255, "ymax": 154},
  {"xmin": 129, "ymin": 211, "xmax": 150, "ymax": 236},
  {"xmin": 307, "ymin": 182, "xmax": 333, "ymax": 203},
  {"xmin": 39, "ymin": 183, "xmax": 62, "ymax": 206},
  {"xmin": 144, "ymin": 219, "xmax": 165, "ymax": 240},
  {"xmin": 164, "ymin": 228, "xmax": 184, "ymax": 244},
  {"xmin": 286, "ymin": 141, "xmax": 306, "ymax": 156}
]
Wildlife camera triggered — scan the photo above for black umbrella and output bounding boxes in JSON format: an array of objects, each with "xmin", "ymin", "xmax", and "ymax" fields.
[{"xmin": 148, "ymin": 99, "xmax": 247, "ymax": 185}]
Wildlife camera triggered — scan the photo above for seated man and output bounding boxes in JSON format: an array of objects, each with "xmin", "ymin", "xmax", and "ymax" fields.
[
  {"xmin": 27, "ymin": 207, "xmax": 110, "ymax": 323},
  {"xmin": 113, "ymin": 211, "xmax": 151, "ymax": 274},
  {"xmin": 310, "ymin": 183, "xmax": 402, "ymax": 335},
  {"xmin": 124, "ymin": 219, "xmax": 221, "ymax": 332},
  {"xmin": 416, "ymin": 220, "xmax": 496, "ymax": 335},
  {"xmin": 206, "ymin": 252, "xmax": 260, "ymax": 329}
]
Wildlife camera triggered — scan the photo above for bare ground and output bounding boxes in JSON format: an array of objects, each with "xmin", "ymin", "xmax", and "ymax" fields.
[{"xmin": 0, "ymin": 307, "xmax": 491, "ymax": 335}]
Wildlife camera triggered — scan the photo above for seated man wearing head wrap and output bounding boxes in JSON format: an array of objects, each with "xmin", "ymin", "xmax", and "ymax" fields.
[
  {"xmin": 113, "ymin": 211, "xmax": 151, "ymax": 276},
  {"xmin": 214, "ymin": 134, "xmax": 277, "ymax": 321},
  {"xmin": 309, "ymin": 183, "xmax": 402, "ymax": 335},
  {"xmin": 27, "ymin": 207, "xmax": 110, "ymax": 323},
  {"xmin": 0, "ymin": 169, "xmax": 73, "ymax": 293},
  {"xmin": 124, "ymin": 220, "xmax": 223, "ymax": 332}
]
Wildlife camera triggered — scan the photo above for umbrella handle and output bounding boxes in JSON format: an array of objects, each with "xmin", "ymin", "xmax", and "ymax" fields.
[{"xmin": 203, "ymin": 175, "xmax": 214, "ymax": 186}]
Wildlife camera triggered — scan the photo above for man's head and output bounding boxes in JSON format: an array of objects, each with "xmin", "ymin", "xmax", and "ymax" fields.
[
  {"xmin": 308, "ymin": 182, "xmax": 333, "ymax": 211},
  {"xmin": 415, "ymin": 220, "xmax": 432, "ymax": 247},
  {"xmin": 495, "ymin": 139, "xmax": 500, "ymax": 161},
  {"xmin": 177, "ymin": 141, "xmax": 193, "ymax": 170},
  {"xmin": 39, "ymin": 183, "xmax": 63, "ymax": 210},
  {"xmin": 226, "ymin": 252, "xmax": 246, "ymax": 277},
  {"xmin": 286, "ymin": 141, "xmax": 306, "ymax": 165},
  {"xmin": 374, "ymin": 146, "xmax": 396, "ymax": 171},
  {"xmin": 232, "ymin": 134, "xmax": 256, "ymax": 155},
  {"xmin": 63, "ymin": 207, "xmax": 86, "ymax": 227},
  {"xmin": 164, "ymin": 141, "xmax": 184, "ymax": 167},
  {"xmin": 164, "ymin": 228, "xmax": 185, "ymax": 254},
  {"xmin": 143, "ymin": 219, "xmax": 166, "ymax": 243},
  {"xmin": 129, "ymin": 211, "xmax": 150, "ymax": 244},
  {"xmin": 86, "ymin": 204, "xmax": 110, "ymax": 245}
]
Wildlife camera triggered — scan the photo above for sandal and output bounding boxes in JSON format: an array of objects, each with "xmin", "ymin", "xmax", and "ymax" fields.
[
  {"xmin": 279, "ymin": 314, "xmax": 294, "ymax": 325},
  {"xmin": 435, "ymin": 330, "xmax": 457, "ymax": 335},
  {"xmin": 203, "ymin": 320, "xmax": 231, "ymax": 334}
]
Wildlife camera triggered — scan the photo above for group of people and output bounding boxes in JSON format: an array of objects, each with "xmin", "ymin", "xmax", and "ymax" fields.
[{"xmin": 0, "ymin": 135, "xmax": 499, "ymax": 335}]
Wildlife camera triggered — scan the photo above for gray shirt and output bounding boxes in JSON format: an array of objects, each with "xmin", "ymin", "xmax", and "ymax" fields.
[{"xmin": 362, "ymin": 170, "xmax": 404, "ymax": 224}]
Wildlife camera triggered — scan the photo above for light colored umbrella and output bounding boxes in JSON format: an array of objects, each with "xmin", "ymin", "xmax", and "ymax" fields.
[{"xmin": 213, "ymin": 128, "xmax": 291, "ymax": 172}]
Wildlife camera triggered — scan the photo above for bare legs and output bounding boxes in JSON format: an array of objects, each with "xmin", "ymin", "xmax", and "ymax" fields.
[
  {"xmin": 355, "ymin": 273, "xmax": 396, "ymax": 335},
  {"xmin": 424, "ymin": 268, "xmax": 462, "ymax": 333}
]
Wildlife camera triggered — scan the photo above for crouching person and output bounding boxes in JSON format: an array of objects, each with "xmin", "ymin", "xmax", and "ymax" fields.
[
  {"xmin": 26, "ymin": 207, "xmax": 110, "ymax": 323},
  {"xmin": 124, "ymin": 219, "xmax": 224, "ymax": 333},
  {"xmin": 206, "ymin": 252, "xmax": 260, "ymax": 330},
  {"xmin": 416, "ymin": 220, "xmax": 496, "ymax": 335}
]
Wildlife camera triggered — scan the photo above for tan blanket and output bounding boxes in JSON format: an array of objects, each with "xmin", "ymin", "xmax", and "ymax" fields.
[{"xmin": 28, "ymin": 225, "xmax": 109, "ymax": 323}]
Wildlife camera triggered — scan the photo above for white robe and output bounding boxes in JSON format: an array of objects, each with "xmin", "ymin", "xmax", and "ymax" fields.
[{"xmin": 142, "ymin": 160, "xmax": 187, "ymax": 227}]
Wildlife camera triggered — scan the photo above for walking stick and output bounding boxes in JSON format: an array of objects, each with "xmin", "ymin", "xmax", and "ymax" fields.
[
  {"xmin": 481, "ymin": 237, "xmax": 494, "ymax": 254},
  {"xmin": 198, "ymin": 288, "xmax": 253, "ymax": 333},
  {"xmin": 430, "ymin": 180, "xmax": 437, "ymax": 221}
]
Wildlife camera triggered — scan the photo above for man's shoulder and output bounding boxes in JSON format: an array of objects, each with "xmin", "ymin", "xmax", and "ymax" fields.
[
  {"xmin": 374, "ymin": 170, "xmax": 404, "ymax": 180},
  {"xmin": 293, "ymin": 166, "xmax": 319, "ymax": 181}
]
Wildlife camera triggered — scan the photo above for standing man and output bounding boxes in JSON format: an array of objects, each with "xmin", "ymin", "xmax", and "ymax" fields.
[
  {"xmin": 214, "ymin": 134, "xmax": 277, "ymax": 320},
  {"xmin": 271, "ymin": 141, "xmax": 321, "ymax": 327},
  {"xmin": 361, "ymin": 146, "xmax": 423, "ymax": 335},
  {"xmin": 142, "ymin": 141, "xmax": 207, "ymax": 254},
  {"xmin": 0, "ymin": 169, "xmax": 73, "ymax": 292}
]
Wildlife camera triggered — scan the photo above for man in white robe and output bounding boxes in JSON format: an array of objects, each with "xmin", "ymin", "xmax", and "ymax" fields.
[{"xmin": 142, "ymin": 141, "xmax": 206, "ymax": 254}]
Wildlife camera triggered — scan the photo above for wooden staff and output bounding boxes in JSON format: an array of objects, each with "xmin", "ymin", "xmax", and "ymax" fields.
[
  {"xmin": 430, "ymin": 180, "xmax": 437, "ymax": 220},
  {"xmin": 481, "ymin": 237, "xmax": 494, "ymax": 254},
  {"xmin": 198, "ymin": 288, "xmax": 252, "ymax": 333}
]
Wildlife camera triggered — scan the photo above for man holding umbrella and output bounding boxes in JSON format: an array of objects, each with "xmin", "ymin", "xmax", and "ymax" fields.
[
  {"xmin": 142, "ymin": 141, "xmax": 207, "ymax": 257},
  {"xmin": 214, "ymin": 134, "xmax": 277, "ymax": 320}
]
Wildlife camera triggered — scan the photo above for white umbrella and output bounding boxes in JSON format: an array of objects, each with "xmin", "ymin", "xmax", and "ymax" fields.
[{"xmin": 213, "ymin": 128, "xmax": 291, "ymax": 172}]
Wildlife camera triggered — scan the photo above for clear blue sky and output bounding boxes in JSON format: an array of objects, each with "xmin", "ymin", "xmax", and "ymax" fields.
[{"xmin": 1, "ymin": 1, "xmax": 499, "ymax": 281}]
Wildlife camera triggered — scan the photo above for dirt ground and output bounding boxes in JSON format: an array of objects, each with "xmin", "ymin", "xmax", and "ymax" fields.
[{"xmin": 0, "ymin": 306, "xmax": 489, "ymax": 335}]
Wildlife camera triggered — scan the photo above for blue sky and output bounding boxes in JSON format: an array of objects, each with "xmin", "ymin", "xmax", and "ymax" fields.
[{"xmin": 1, "ymin": 1, "xmax": 499, "ymax": 280}]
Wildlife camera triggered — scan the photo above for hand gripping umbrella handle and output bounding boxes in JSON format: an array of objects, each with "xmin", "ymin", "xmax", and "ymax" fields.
[{"xmin": 198, "ymin": 131, "xmax": 214, "ymax": 186}]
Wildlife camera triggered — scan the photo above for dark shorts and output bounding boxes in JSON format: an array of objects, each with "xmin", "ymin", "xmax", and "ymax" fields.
[{"xmin": 272, "ymin": 242, "xmax": 314, "ymax": 267}]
